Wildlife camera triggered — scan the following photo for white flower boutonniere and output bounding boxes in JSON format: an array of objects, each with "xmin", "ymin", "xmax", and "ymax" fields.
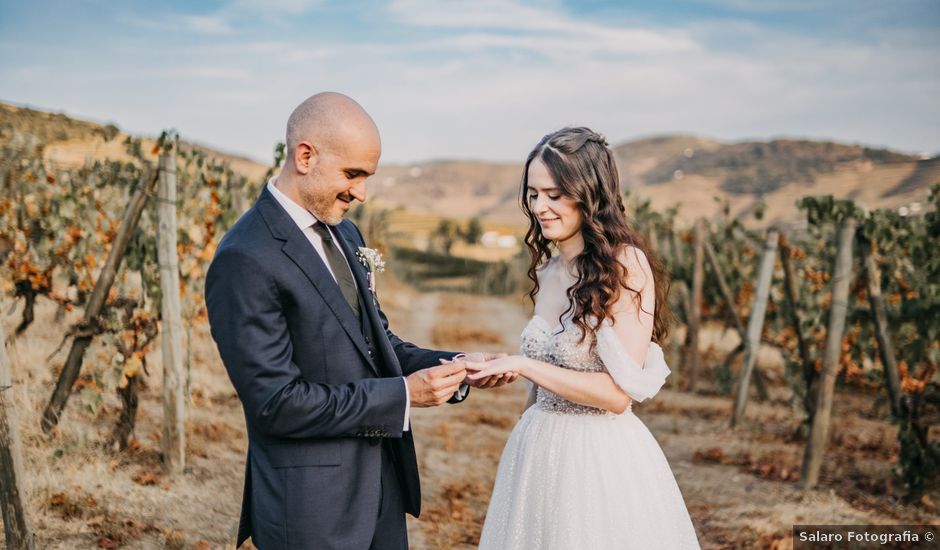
[{"xmin": 356, "ymin": 247, "xmax": 386, "ymax": 297}]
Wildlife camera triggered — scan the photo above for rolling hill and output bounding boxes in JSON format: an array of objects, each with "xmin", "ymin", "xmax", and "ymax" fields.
[
  {"xmin": 3, "ymin": 101, "xmax": 936, "ymax": 233},
  {"xmin": 370, "ymin": 135, "xmax": 937, "ymax": 230}
]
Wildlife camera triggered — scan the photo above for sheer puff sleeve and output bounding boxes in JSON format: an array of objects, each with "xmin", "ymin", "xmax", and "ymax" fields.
[{"xmin": 595, "ymin": 320, "xmax": 670, "ymax": 402}]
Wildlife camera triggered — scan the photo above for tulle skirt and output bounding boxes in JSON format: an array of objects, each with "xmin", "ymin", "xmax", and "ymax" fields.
[{"xmin": 479, "ymin": 405, "xmax": 700, "ymax": 550}]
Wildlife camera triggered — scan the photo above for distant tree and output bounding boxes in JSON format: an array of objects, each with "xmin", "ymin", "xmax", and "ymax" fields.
[
  {"xmin": 433, "ymin": 218, "xmax": 460, "ymax": 255},
  {"xmin": 462, "ymin": 217, "xmax": 483, "ymax": 244}
]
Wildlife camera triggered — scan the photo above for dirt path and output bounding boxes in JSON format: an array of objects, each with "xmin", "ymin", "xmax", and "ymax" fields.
[
  {"xmin": 396, "ymin": 291, "xmax": 530, "ymax": 549},
  {"xmin": 405, "ymin": 292, "xmax": 442, "ymax": 349}
]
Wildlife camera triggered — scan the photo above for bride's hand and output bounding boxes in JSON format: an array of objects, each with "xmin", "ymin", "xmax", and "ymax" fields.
[
  {"xmin": 470, "ymin": 372, "xmax": 516, "ymax": 388},
  {"xmin": 464, "ymin": 355, "xmax": 528, "ymax": 382},
  {"xmin": 464, "ymin": 352, "xmax": 507, "ymax": 363},
  {"xmin": 441, "ymin": 353, "xmax": 517, "ymax": 388}
]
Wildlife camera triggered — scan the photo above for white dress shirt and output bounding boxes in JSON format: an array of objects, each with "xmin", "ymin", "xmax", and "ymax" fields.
[{"xmin": 267, "ymin": 178, "xmax": 412, "ymax": 431}]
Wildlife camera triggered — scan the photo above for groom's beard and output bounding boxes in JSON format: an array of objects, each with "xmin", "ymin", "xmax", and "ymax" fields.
[
  {"xmin": 301, "ymin": 181, "xmax": 351, "ymax": 226},
  {"xmin": 309, "ymin": 192, "xmax": 346, "ymax": 225}
]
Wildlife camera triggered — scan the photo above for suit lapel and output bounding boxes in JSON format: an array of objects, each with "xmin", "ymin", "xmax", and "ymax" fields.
[
  {"xmin": 334, "ymin": 225, "xmax": 405, "ymax": 378},
  {"xmin": 256, "ymin": 189, "xmax": 379, "ymax": 375}
]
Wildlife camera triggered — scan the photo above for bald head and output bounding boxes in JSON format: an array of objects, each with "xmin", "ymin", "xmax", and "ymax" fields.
[
  {"xmin": 285, "ymin": 92, "xmax": 380, "ymax": 157},
  {"xmin": 277, "ymin": 92, "xmax": 381, "ymax": 225}
]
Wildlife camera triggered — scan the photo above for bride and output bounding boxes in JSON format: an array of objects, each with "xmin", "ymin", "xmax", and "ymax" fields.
[{"xmin": 464, "ymin": 127, "xmax": 700, "ymax": 549}]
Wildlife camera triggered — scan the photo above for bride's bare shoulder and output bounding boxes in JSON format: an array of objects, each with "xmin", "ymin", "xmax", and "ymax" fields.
[{"xmin": 617, "ymin": 245, "xmax": 653, "ymax": 285}]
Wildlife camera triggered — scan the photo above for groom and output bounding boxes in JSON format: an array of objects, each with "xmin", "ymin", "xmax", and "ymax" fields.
[{"xmin": 206, "ymin": 92, "xmax": 509, "ymax": 550}]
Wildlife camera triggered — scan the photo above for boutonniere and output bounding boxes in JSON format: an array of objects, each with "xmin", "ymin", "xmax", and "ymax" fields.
[{"xmin": 356, "ymin": 247, "xmax": 386, "ymax": 297}]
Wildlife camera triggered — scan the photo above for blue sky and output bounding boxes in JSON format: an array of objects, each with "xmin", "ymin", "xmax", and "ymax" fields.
[{"xmin": 1, "ymin": 0, "xmax": 938, "ymax": 163}]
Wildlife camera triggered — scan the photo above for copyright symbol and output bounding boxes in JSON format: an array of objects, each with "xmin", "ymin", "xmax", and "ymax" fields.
[{"xmin": 926, "ymin": 532, "xmax": 934, "ymax": 542}]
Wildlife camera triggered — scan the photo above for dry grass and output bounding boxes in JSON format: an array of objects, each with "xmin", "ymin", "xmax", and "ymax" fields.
[
  {"xmin": 419, "ymin": 480, "xmax": 491, "ymax": 548},
  {"xmin": 435, "ymin": 295, "xmax": 471, "ymax": 317},
  {"xmin": 430, "ymin": 324, "xmax": 503, "ymax": 348},
  {"xmin": 2, "ymin": 298, "xmax": 244, "ymax": 548},
  {"xmin": 429, "ymin": 292, "xmax": 530, "ymax": 350}
]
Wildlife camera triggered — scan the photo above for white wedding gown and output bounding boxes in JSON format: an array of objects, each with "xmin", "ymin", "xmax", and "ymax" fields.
[{"xmin": 478, "ymin": 316, "xmax": 700, "ymax": 549}]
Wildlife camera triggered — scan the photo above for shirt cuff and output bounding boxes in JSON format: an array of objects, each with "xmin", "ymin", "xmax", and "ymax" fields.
[{"xmin": 402, "ymin": 376, "xmax": 411, "ymax": 431}]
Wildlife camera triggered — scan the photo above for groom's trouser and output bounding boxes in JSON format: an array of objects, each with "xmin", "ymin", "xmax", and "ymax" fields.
[{"xmin": 369, "ymin": 442, "xmax": 408, "ymax": 550}]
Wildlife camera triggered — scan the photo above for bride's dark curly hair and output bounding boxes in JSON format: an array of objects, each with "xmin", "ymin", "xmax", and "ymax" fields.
[{"xmin": 521, "ymin": 127, "xmax": 671, "ymax": 345}]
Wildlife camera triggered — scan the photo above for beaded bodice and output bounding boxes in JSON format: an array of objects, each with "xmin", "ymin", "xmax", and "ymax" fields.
[{"xmin": 521, "ymin": 316, "xmax": 631, "ymax": 415}]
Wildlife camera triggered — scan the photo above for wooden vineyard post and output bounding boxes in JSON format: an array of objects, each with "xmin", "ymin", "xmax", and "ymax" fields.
[
  {"xmin": 668, "ymin": 283, "xmax": 687, "ymax": 391},
  {"xmin": 670, "ymin": 227, "xmax": 686, "ymax": 267},
  {"xmin": 779, "ymin": 233, "xmax": 816, "ymax": 418},
  {"xmin": 685, "ymin": 220, "xmax": 704, "ymax": 391},
  {"xmin": 157, "ymin": 153, "xmax": 186, "ymax": 473},
  {"xmin": 859, "ymin": 235, "xmax": 902, "ymax": 418},
  {"xmin": 648, "ymin": 228, "xmax": 660, "ymax": 261},
  {"xmin": 41, "ymin": 167, "xmax": 157, "ymax": 432},
  {"xmin": 230, "ymin": 175, "xmax": 246, "ymax": 216},
  {"xmin": 0, "ymin": 312, "xmax": 36, "ymax": 549},
  {"xmin": 731, "ymin": 229, "xmax": 779, "ymax": 428},
  {"xmin": 703, "ymin": 238, "xmax": 747, "ymax": 338},
  {"xmin": 703, "ymin": 237, "xmax": 769, "ymax": 401},
  {"xmin": 665, "ymin": 227, "xmax": 689, "ymax": 376},
  {"xmin": 801, "ymin": 217, "xmax": 857, "ymax": 488}
]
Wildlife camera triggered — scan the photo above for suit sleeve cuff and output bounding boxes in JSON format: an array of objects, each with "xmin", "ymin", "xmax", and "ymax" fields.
[{"xmin": 402, "ymin": 376, "xmax": 411, "ymax": 431}]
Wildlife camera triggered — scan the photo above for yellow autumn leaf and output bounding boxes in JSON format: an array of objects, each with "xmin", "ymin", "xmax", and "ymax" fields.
[{"xmin": 123, "ymin": 355, "xmax": 142, "ymax": 381}]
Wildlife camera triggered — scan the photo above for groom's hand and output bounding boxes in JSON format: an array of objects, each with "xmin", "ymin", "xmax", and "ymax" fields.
[{"xmin": 407, "ymin": 361, "xmax": 467, "ymax": 407}]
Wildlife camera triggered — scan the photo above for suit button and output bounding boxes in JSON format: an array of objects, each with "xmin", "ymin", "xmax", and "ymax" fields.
[
  {"xmin": 365, "ymin": 336, "xmax": 371, "ymax": 344},
  {"xmin": 368, "ymin": 349, "xmax": 374, "ymax": 357}
]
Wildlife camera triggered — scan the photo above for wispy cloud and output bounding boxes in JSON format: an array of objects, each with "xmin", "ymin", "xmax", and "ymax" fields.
[
  {"xmin": 121, "ymin": 0, "xmax": 321, "ymax": 37},
  {"xmin": 1, "ymin": 0, "xmax": 936, "ymax": 162},
  {"xmin": 688, "ymin": 0, "xmax": 830, "ymax": 12},
  {"xmin": 121, "ymin": 13, "xmax": 236, "ymax": 35},
  {"xmin": 230, "ymin": 0, "xmax": 321, "ymax": 15},
  {"xmin": 389, "ymin": 0, "xmax": 698, "ymax": 56},
  {"xmin": 147, "ymin": 66, "xmax": 253, "ymax": 81}
]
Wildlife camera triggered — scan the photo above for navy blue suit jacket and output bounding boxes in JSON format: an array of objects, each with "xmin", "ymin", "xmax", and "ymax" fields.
[{"xmin": 206, "ymin": 187, "xmax": 458, "ymax": 549}]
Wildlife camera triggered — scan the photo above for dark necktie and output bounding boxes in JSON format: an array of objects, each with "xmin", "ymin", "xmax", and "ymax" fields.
[{"xmin": 311, "ymin": 223, "xmax": 361, "ymax": 319}]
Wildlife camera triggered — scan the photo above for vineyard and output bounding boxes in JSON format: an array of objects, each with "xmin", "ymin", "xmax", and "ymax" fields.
[
  {"xmin": 626, "ymin": 188, "xmax": 940, "ymax": 500},
  {"xmin": 0, "ymin": 122, "xmax": 266, "ymax": 547},
  {"xmin": 0, "ymin": 111, "xmax": 938, "ymax": 548}
]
